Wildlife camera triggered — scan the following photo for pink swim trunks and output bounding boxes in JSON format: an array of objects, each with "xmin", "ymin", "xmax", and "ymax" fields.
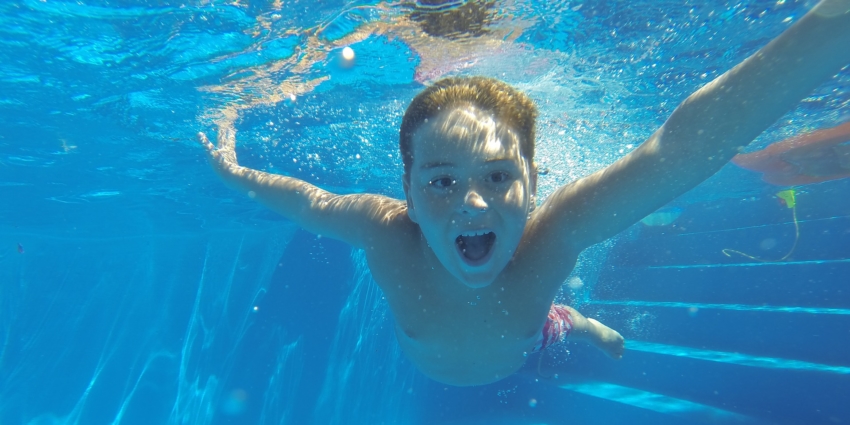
[{"xmin": 530, "ymin": 304, "xmax": 573, "ymax": 353}]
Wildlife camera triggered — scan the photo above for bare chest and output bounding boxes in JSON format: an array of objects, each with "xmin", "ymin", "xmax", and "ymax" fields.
[{"xmin": 366, "ymin": 254, "xmax": 558, "ymax": 384}]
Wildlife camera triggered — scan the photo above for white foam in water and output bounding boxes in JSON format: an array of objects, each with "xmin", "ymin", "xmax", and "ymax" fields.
[{"xmin": 567, "ymin": 276, "xmax": 584, "ymax": 290}]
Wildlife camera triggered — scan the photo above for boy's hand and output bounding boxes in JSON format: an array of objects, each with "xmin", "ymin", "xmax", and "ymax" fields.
[
  {"xmin": 198, "ymin": 131, "xmax": 239, "ymax": 176},
  {"xmin": 196, "ymin": 127, "xmax": 404, "ymax": 249},
  {"xmin": 532, "ymin": 0, "xmax": 850, "ymax": 254}
]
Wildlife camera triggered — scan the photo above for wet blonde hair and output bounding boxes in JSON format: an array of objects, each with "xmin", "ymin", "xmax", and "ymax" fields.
[{"xmin": 399, "ymin": 76, "xmax": 538, "ymax": 177}]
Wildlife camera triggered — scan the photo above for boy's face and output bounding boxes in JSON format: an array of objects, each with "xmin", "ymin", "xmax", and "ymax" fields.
[{"xmin": 404, "ymin": 105, "xmax": 536, "ymax": 288}]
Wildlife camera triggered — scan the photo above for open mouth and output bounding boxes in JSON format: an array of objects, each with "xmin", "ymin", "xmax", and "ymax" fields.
[{"xmin": 455, "ymin": 231, "xmax": 496, "ymax": 266}]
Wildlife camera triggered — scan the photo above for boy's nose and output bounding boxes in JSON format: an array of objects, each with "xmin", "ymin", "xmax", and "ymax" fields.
[{"xmin": 461, "ymin": 191, "xmax": 488, "ymax": 215}]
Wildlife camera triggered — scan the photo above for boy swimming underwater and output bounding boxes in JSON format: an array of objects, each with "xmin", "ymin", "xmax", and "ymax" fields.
[{"xmin": 200, "ymin": 1, "xmax": 850, "ymax": 386}]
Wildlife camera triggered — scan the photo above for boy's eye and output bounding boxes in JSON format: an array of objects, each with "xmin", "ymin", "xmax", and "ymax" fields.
[
  {"xmin": 487, "ymin": 171, "xmax": 510, "ymax": 183},
  {"xmin": 429, "ymin": 177, "xmax": 455, "ymax": 188}
]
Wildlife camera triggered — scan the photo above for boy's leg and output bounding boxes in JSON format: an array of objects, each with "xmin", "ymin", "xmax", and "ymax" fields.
[{"xmin": 559, "ymin": 304, "xmax": 625, "ymax": 359}]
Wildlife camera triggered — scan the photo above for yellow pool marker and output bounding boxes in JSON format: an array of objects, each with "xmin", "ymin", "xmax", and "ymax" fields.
[
  {"xmin": 722, "ymin": 189, "xmax": 800, "ymax": 262},
  {"xmin": 776, "ymin": 189, "xmax": 796, "ymax": 209}
]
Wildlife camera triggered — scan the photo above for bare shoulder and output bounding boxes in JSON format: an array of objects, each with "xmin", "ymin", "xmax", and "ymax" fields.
[
  {"xmin": 357, "ymin": 203, "xmax": 435, "ymax": 292},
  {"xmin": 507, "ymin": 201, "xmax": 584, "ymax": 290},
  {"xmin": 303, "ymin": 192, "xmax": 410, "ymax": 249},
  {"xmin": 347, "ymin": 195, "xmax": 418, "ymax": 247},
  {"xmin": 523, "ymin": 178, "xmax": 588, "ymax": 246}
]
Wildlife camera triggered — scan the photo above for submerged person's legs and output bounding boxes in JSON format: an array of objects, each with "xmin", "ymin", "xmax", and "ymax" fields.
[{"xmin": 532, "ymin": 304, "xmax": 624, "ymax": 359}]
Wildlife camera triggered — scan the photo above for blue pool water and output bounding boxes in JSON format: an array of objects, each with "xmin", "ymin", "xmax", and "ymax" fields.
[{"xmin": 1, "ymin": 0, "xmax": 849, "ymax": 424}]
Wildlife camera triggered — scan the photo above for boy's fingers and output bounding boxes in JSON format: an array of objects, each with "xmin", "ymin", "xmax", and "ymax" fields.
[
  {"xmin": 198, "ymin": 130, "xmax": 238, "ymax": 167},
  {"xmin": 197, "ymin": 132, "xmax": 215, "ymax": 152},
  {"xmin": 198, "ymin": 133, "xmax": 218, "ymax": 155},
  {"xmin": 217, "ymin": 127, "xmax": 237, "ymax": 152}
]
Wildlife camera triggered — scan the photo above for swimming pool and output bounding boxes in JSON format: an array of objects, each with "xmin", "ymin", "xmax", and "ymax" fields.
[{"xmin": 1, "ymin": 0, "xmax": 848, "ymax": 424}]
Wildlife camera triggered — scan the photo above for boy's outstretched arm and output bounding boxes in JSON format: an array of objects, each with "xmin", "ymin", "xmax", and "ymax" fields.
[
  {"xmin": 198, "ymin": 130, "xmax": 406, "ymax": 248},
  {"xmin": 534, "ymin": 0, "xmax": 850, "ymax": 251}
]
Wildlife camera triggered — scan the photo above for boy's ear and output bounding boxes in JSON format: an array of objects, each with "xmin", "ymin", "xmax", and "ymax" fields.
[{"xmin": 403, "ymin": 176, "xmax": 418, "ymax": 223}]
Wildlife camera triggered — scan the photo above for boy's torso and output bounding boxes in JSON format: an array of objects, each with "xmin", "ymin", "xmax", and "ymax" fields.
[{"xmin": 363, "ymin": 210, "xmax": 578, "ymax": 386}]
